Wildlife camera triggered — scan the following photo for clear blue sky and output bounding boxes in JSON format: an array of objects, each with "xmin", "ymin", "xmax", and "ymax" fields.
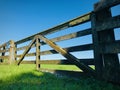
[
  {"xmin": 0, "ymin": 0, "xmax": 120, "ymax": 60},
  {"xmin": 0, "ymin": 0, "xmax": 100, "ymax": 44}
]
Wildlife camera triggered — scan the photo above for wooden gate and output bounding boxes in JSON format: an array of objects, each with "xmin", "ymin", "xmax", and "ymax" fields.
[{"xmin": 0, "ymin": 0, "xmax": 120, "ymax": 84}]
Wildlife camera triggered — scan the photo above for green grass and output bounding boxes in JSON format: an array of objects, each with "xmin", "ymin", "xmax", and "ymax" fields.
[{"xmin": 0, "ymin": 64, "xmax": 120, "ymax": 90}]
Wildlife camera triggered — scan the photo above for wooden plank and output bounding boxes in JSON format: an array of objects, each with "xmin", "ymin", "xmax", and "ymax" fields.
[
  {"xmin": 35, "ymin": 36, "xmax": 41, "ymax": 70},
  {"xmin": 0, "ymin": 41, "xmax": 10, "ymax": 49},
  {"xmin": 15, "ymin": 59, "xmax": 94, "ymax": 65},
  {"xmin": 39, "ymin": 59, "xmax": 94, "ymax": 65},
  {"xmin": 0, "ymin": 49, "xmax": 9, "ymax": 53},
  {"xmin": 0, "ymin": 63, "xmax": 9, "ymax": 65},
  {"xmin": 17, "ymin": 53, "xmax": 36, "ymax": 57},
  {"xmin": 95, "ymin": 0, "xmax": 120, "ymax": 11},
  {"xmin": 0, "ymin": 46, "xmax": 6, "ymax": 62},
  {"xmin": 16, "ymin": 44, "xmax": 35, "ymax": 51},
  {"xmin": 0, "ymin": 56, "xmax": 9, "ymax": 59},
  {"xmin": 41, "ymin": 28, "xmax": 92, "ymax": 45},
  {"xmin": 40, "ymin": 44, "xmax": 93, "ymax": 55},
  {"xmin": 91, "ymin": 13, "xmax": 103, "ymax": 78},
  {"xmin": 17, "ymin": 38, "xmax": 36, "ymax": 65},
  {"xmin": 38, "ymin": 34, "xmax": 95, "ymax": 74},
  {"xmin": 15, "ymin": 12, "xmax": 91, "ymax": 45},
  {"xmin": 20, "ymin": 61, "xmax": 36, "ymax": 64},
  {"xmin": 16, "ymin": 44, "xmax": 93, "ymax": 57},
  {"xmin": 16, "ymin": 40, "xmax": 120, "ymax": 58},
  {"xmin": 96, "ymin": 15, "xmax": 120, "ymax": 31},
  {"xmin": 16, "ymin": 46, "xmax": 28, "ymax": 51},
  {"xmin": 69, "ymin": 13, "xmax": 90, "ymax": 26},
  {"xmin": 100, "ymin": 40, "xmax": 120, "ymax": 53},
  {"xmin": 93, "ymin": 7, "xmax": 120, "ymax": 83},
  {"xmin": 9, "ymin": 40, "xmax": 15, "ymax": 64}
]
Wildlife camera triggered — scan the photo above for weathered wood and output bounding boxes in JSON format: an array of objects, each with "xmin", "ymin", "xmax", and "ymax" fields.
[
  {"xmin": 69, "ymin": 13, "xmax": 90, "ymax": 26},
  {"xmin": 16, "ymin": 44, "xmax": 36, "ymax": 51},
  {"xmin": 15, "ymin": 59, "xmax": 94, "ymax": 65},
  {"xmin": 0, "ymin": 62, "xmax": 9, "ymax": 65},
  {"xmin": 0, "ymin": 56, "xmax": 9, "ymax": 59},
  {"xmin": 35, "ymin": 35, "xmax": 41, "ymax": 70},
  {"xmin": 20, "ymin": 61, "xmax": 36, "ymax": 64},
  {"xmin": 16, "ymin": 28, "xmax": 91, "ymax": 51},
  {"xmin": 0, "ymin": 49, "xmax": 9, "ymax": 53},
  {"xmin": 96, "ymin": 15, "xmax": 120, "ymax": 31},
  {"xmin": 41, "ymin": 28, "xmax": 92, "ymax": 45},
  {"xmin": 15, "ymin": 12, "xmax": 91, "ymax": 45},
  {"xmin": 0, "ymin": 41, "xmax": 9, "ymax": 49},
  {"xmin": 0, "ymin": 46, "xmax": 6, "ymax": 62},
  {"xmin": 9, "ymin": 40, "xmax": 15, "ymax": 64},
  {"xmin": 39, "ymin": 59, "xmax": 94, "ymax": 65},
  {"xmin": 14, "ymin": 44, "xmax": 17, "ymax": 61},
  {"xmin": 93, "ymin": 7, "xmax": 120, "ymax": 83},
  {"xmin": 16, "ymin": 44, "xmax": 93, "ymax": 58},
  {"xmin": 17, "ymin": 38, "xmax": 36, "ymax": 65},
  {"xmin": 91, "ymin": 13, "xmax": 104, "ymax": 78},
  {"xmin": 38, "ymin": 34, "xmax": 95, "ymax": 74},
  {"xmin": 40, "ymin": 44, "xmax": 93, "ymax": 55},
  {"xmin": 95, "ymin": 0, "xmax": 120, "ymax": 11},
  {"xmin": 16, "ymin": 39, "xmax": 120, "ymax": 58},
  {"xmin": 100, "ymin": 40, "xmax": 120, "ymax": 53}
]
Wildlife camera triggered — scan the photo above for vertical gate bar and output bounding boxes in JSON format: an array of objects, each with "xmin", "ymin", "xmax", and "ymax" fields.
[
  {"xmin": 0, "ymin": 46, "xmax": 6, "ymax": 62},
  {"xmin": 91, "ymin": 13, "xmax": 103, "ymax": 79},
  {"xmin": 14, "ymin": 44, "xmax": 17, "ymax": 63},
  {"xmin": 36, "ymin": 35, "xmax": 41, "ymax": 70}
]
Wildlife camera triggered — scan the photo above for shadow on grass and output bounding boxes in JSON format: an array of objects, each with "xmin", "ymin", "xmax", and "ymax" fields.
[{"xmin": 0, "ymin": 70, "xmax": 120, "ymax": 90}]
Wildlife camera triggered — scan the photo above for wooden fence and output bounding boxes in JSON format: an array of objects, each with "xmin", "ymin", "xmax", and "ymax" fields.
[{"xmin": 0, "ymin": 0, "xmax": 120, "ymax": 84}]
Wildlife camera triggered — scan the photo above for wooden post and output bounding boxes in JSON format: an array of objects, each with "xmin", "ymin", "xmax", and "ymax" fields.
[
  {"xmin": 91, "ymin": 13, "xmax": 103, "ymax": 79},
  {"xmin": 9, "ymin": 40, "xmax": 15, "ymax": 64},
  {"xmin": 35, "ymin": 35, "xmax": 41, "ymax": 70},
  {"xmin": 93, "ymin": 2, "xmax": 120, "ymax": 83}
]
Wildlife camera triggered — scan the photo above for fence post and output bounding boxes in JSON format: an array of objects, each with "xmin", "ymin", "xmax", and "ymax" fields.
[
  {"xmin": 91, "ymin": 13, "xmax": 103, "ymax": 79},
  {"xmin": 35, "ymin": 35, "xmax": 41, "ymax": 70},
  {"xmin": 9, "ymin": 40, "xmax": 15, "ymax": 64},
  {"xmin": 92, "ymin": 1, "xmax": 120, "ymax": 83}
]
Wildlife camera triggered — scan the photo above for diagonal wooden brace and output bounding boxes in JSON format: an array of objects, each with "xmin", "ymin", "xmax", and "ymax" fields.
[
  {"xmin": 38, "ymin": 34, "xmax": 95, "ymax": 74},
  {"xmin": 17, "ymin": 38, "xmax": 36, "ymax": 65}
]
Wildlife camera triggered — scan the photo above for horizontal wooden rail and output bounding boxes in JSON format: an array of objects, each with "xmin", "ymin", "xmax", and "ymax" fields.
[
  {"xmin": 15, "ymin": 12, "xmax": 91, "ymax": 45},
  {"xmin": 41, "ymin": 28, "xmax": 92, "ymax": 45},
  {"xmin": 20, "ymin": 61, "xmax": 36, "ymax": 64},
  {"xmin": 0, "ymin": 41, "xmax": 10, "ymax": 49},
  {"xmin": 16, "ymin": 59, "xmax": 94, "ymax": 65},
  {"xmin": 0, "ymin": 49, "xmax": 9, "ymax": 53},
  {"xmin": 0, "ymin": 56, "xmax": 9, "ymax": 59},
  {"xmin": 16, "ymin": 44, "xmax": 36, "ymax": 51},
  {"xmin": 0, "ymin": 63, "xmax": 9, "ymax": 65},
  {"xmin": 16, "ymin": 28, "xmax": 92, "ymax": 51},
  {"xmin": 16, "ymin": 40, "xmax": 120, "ymax": 58},
  {"xmin": 96, "ymin": 15, "xmax": 120, "ymax": 31},
  {"xmin": 16, "ymin": 44, "xmax": 93, "ymax": 57},
  {"xmin": 39, "ymin": 59, "xmax": 94, "ymax": 65}
]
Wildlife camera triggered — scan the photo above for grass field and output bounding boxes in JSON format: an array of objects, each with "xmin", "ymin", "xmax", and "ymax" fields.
[{"xmin": 0, "ymin": 64, "xmax": 120, "ymax": 90}]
